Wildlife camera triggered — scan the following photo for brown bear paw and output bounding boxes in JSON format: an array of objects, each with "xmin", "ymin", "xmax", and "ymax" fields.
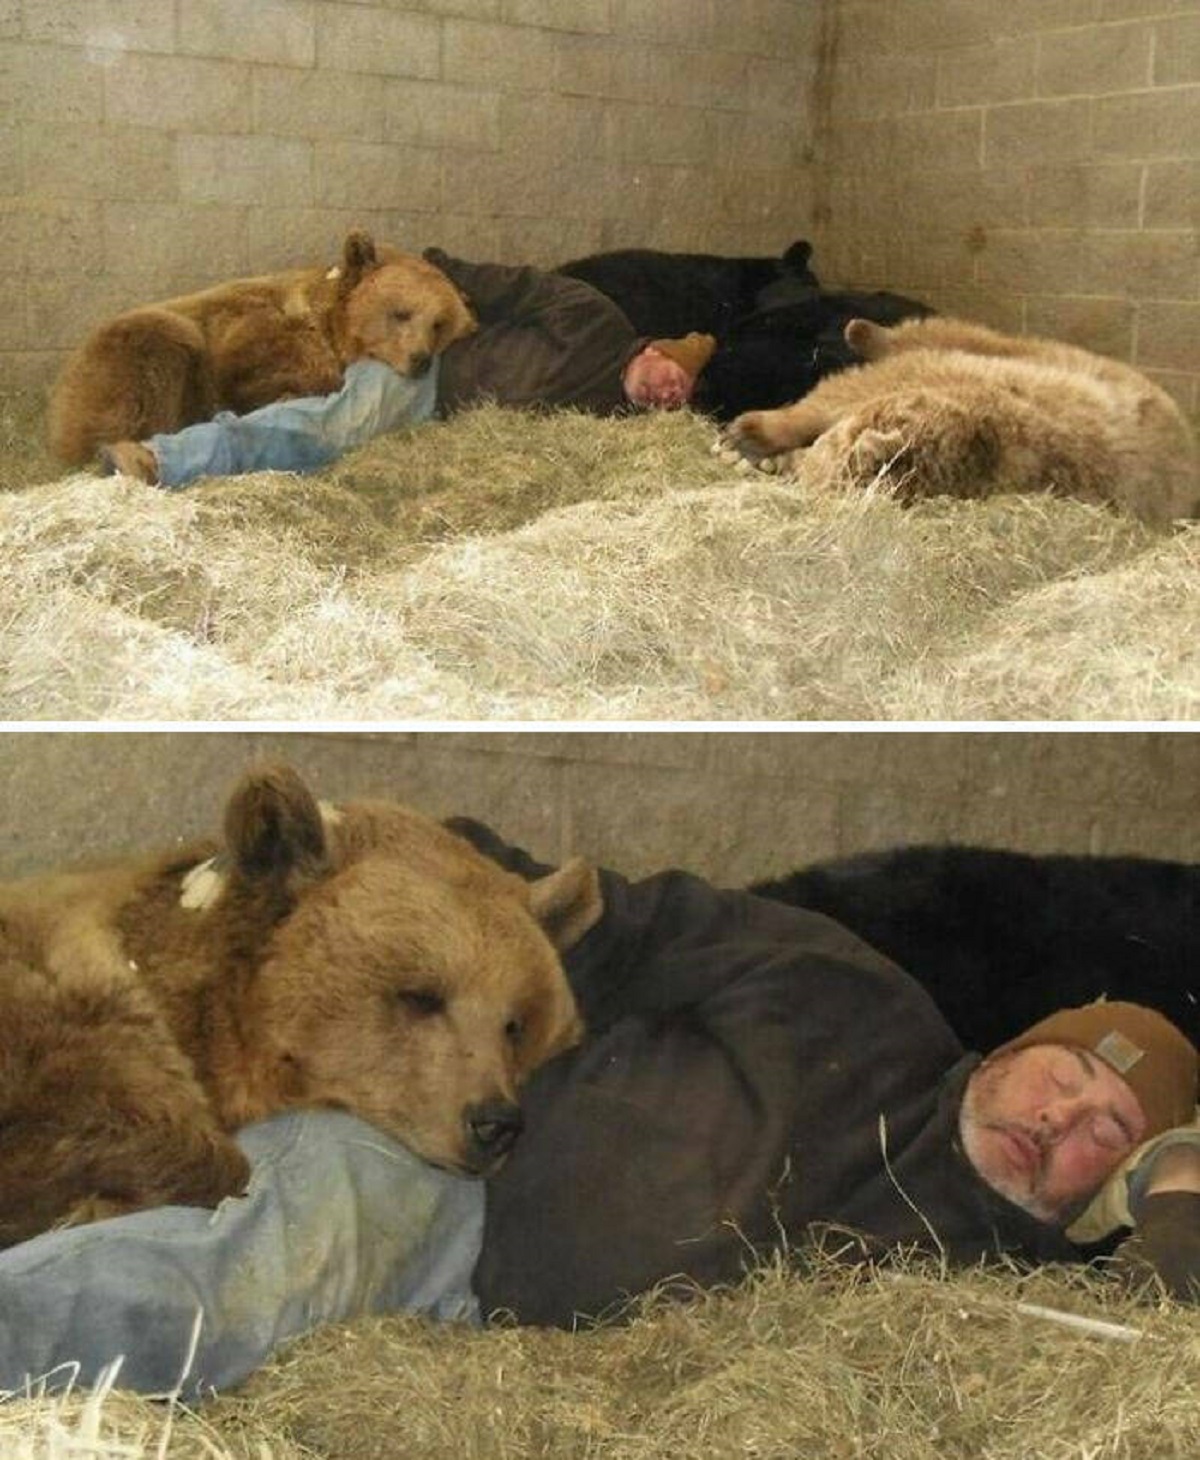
[
  {"xmin": 194, "ymin": 1136, "xmax": 252, "ymax": 1207},
  {"xmin": 98, "ymin": 440, "xmax": 160, "ymax": 485},
  {"xmin": 61, "ymin": 1193, "xmax": 142, "ymax": 1229},
  {"xmin": 712, "ymin": 433, "xmax": 804, "ymax": 478},
  {"xmin": 716, "ymin": 410, "xmax": 789, "ymax": 464},
  {"xmin": 756, "ymin": 448, "xmax": 807, "ymax": 477},
  {"xmin": 843, "ymin": 425, "xmax": 912, "ymax": 488}
]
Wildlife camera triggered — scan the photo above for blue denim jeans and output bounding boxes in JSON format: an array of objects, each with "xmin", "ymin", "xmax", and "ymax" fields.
[
  {"xmin": 0, "ymin": 1110, "xmax": 483, "ymax": 1397},
  {"xmin": 150, "ymin": 357, "xmax": 441, "ymax": 490}
]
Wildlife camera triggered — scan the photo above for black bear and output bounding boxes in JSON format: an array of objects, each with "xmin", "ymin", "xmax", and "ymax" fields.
[
  {"xmin": 555, "ymin": 240, "xmax": 931, "ymax": 421},
  {"xmin": 749, "ymin": 845, "xmax": 1199, "ymax": 1052}
]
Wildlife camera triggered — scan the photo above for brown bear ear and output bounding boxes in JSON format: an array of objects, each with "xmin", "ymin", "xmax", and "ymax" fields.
[
  {"xmin": 523, "ymin": 975, "xmax": 584, "ymax": 1072},
  {"xmin": 452, "ymin": 287, "xmax": 479, "ymax": 339},
  {"xmin": 223, "ymin": 765, "xmax": 329, "ymax": 885},
  {"xmin": 844, "ymin": 317, "xmax": 892, "ymax": 361},
  {"xmin": 527, "ymin": 857, "xmax": 603, "ymax": 951},
  {"xmin": 339, "ymin": 230, "xmax": 379, "ymax": 293}
]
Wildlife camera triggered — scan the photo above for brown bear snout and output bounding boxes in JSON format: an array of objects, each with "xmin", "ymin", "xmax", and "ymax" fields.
[
  {"xmin": 408, "ymin": 351, "xmax": 432, "ymax": 378},
  {"xmin": 465, "ymin": 1098, "xmax": 524, "ymax": 1169}
]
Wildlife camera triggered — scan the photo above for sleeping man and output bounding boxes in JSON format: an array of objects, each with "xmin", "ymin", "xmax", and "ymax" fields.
[
  {"xmin": 98, "ymin": 251, "xmax": 718, "ymax": 489},
  {"xmin": 1, "ymin": 823, "xmax": 1196, "ymax": 1394}
]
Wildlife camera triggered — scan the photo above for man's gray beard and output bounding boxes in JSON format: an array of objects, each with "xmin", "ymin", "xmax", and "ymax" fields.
[{"xmin": 958, "ymin": 1075, "xmax": 1089, "ymax": 1228}]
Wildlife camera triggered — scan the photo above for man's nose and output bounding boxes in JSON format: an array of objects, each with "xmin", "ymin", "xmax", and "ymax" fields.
[{"xmin": 1039, "ymin": 1096, "xmax": 1087, "ymax": 1140}]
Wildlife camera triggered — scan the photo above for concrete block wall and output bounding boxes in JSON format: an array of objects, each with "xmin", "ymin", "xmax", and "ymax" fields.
[
  {"xmin": 2, "ymin": 730, "xmax": 1196, "ymax": 883},
  {"xmin": 0, "ymin": 0, "xmax": 820, "ymax": 391},
  {"xmin": 814, "ymin": 0, "xmax": 1200, "ymax": 418},
  {"xmin": 4, "ymin": 1, "xmax": 1195, "ymax": 413}
]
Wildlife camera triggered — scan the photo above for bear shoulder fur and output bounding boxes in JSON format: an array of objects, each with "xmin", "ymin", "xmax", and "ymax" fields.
[{"xmin": 0, "ymin": 766, "xmax": 595, "ymax": 1247}]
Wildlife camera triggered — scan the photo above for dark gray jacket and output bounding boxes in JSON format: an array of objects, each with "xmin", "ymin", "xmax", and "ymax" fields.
[
  {"xmin": 425, "ymin": 250, "xmax": 639, "ymax": 417},
  {"xmin": 451, "ymin": 822, "xmax": 1079, "ymax": 1327}
]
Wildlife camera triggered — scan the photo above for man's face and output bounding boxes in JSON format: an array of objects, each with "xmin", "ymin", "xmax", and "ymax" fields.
[
  {"xmin": 959, "ymin": 1042, "xmax": 1146, "ymax": 1225},
  {"xmin": 622, "ymin": 346, "xmax": 695, "ymax": 409}
]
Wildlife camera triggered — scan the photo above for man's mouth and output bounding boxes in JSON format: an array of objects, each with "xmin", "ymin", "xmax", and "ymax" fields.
[{"xmin": 999, "ymin": 1127, "xmax": 1041, "ymax": 1176}]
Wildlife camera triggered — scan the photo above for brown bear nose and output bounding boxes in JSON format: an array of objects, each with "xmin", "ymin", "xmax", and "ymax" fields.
[
  {"xmin": 409, "ymin": 352, "xmax": 432, "ymax": 377},
  {"xmin": 466, "ymin": 1100, "xmax": 524, "ymax": 1164}
]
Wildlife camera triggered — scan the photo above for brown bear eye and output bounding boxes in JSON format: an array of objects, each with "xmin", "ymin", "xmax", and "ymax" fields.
[
  {"xmin": 505, "ymin": 1016, "xmax": 525, "ymax": 1045},
  {"xmin": 395, "ymin": 988, "xmax": 444, "ymax": 1016},
  {"xmin": 391, "ymin": 309, "xmax": 412, "ymax": 324}
]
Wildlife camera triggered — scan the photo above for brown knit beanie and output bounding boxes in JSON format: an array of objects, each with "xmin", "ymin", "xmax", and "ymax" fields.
[
  {"xmin": 646, "ymin": 331, "xmax": 717, "ymax": 378},
  {"xmin": 995, "ymin": 1001, "xmax": 1198, "ymax": 1139}
]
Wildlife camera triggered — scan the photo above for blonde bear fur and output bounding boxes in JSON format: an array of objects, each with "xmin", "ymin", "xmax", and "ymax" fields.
[
  {"xmin": 0, "ymin": 765, "xmax": 596, "ymax": 1247},
  {"xmin": 47, "ymin": 230, "xmax": 477, "ymax": 466},
  {"xmin": 722, "ymin": 316, "xmax": 1199, "ymax": 527}
]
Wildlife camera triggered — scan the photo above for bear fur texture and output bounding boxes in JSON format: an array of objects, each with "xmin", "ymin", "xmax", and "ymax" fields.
[
  {"xmin": 721, "ymin": 315, "xmax": 1200, "ymax": 526},
  {"xmin": 749, "ymin": 844, "xmax": 1198, "ymax": 1052},
  {"xmin": 556, "ymin": 239, "xmax": 931, "ymax": 421},
  {"xmin": 0, "ymin": 766, "xmax": 596, "ymax": 1247},
  {"xmin": 47, "ymin": 231, "xmax": 477, "ymax": 465}
]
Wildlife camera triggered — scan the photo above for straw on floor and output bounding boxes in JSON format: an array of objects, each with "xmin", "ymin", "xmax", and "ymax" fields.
[
  {"xmin": 2, "ymin": 397, "xmax": 1195, "ymax": 721},
  {"xmin": 4, "ymin": 1252, "xmax": 1198, "ymax": 1460}
]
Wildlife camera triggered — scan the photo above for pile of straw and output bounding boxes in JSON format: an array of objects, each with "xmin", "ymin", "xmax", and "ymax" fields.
[
  {"xmin": 1, "ymin": 398, "xmax": 1195, "ymax": 720},
  {"xmin": 5, "ymin": 1254, "xmax": 1197, "ymax": 1458}
]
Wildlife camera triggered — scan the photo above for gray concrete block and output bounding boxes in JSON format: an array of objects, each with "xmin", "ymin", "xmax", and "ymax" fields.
[
  {"xmin": 24, "ymin": 0, "xmax": 174, "ymax": 51},
  {"xmin": 105, "ymin": 53, "xmax": 253, "ymax": 133},
  {"xmin": 256, "ymin": 67, "xmax": 388, "ymax": 144},
  {"xmin": 317, "ymin": 7, "xmax": 440, "ymax": 80},
  {"xmin": 385, "ymin": 82, "xmax": 503, "ymax": 153},
  {"xmin": 0, "ymin": 41, "xmax": 105, "ymax": 125},
  {"xmin": 103, "ymin": 202, "xmax": 251, "ymax": 293},
  {"xmin": 176, "ymin": 134, "xmax": 312, "ymax": 207},
  {"xmin": 181, "ymin": 0, "xmax": 316, "ymax": 67},
  {"xmin": 313, "ymin": 141, "xmax": 442, "ymax": 212}
]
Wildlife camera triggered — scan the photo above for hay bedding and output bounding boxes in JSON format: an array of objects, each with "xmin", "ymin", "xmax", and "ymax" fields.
[
  {"xmin": 5, "ymin": 1257, "xmax": 1200, "ymax": 1459},
  {"xmin": 1, "ymin": 399, "xmax": 1195, "ymax": 721}
]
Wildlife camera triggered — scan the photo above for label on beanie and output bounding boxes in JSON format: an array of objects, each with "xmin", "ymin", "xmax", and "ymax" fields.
[{"xmin": 1096, "ymin": 1029, "xmax": 1145, "ymax": 1075}]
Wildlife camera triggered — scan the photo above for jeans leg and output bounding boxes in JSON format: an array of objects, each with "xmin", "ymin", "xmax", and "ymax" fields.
[
  {"xmin": 150, "ymin": 358, "xmax": 441, "ymax": 490},
  {"xmin": 0, "ymin": 1110, "xmax": 483, "ymax": 1397}
]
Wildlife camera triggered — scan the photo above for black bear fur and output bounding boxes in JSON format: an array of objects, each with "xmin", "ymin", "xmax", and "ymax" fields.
[
  {"xmin": 749, "ymin": 845, "xmax": 1198, "ymax": 1053},
  {"xmin": 555, "ymin": 240, "xmax": 931, "ymax": 421}
]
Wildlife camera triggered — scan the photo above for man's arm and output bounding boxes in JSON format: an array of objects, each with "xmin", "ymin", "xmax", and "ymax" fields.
[
  {"xmin": 423, "ymin": 252, "xmax": 577, "ymax": 325},
  {"xmin": 1110, "ymin": 1130, "xmax": 1200, "ymax": 1300},
  {"xmin": 1140, "ymin": 1142, "xmax": 1200, "ymax": 1198},
  {"xmin": 422, "ymin": 250, "xmax": 638, "ymax": 414}
]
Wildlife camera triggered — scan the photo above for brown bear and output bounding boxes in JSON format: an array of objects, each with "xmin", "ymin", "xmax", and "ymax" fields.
[
  {"xmin": 0, "ymin": 765, "xmax": 596, "ymax": 1248},
  {"xmin": 46, "ymin": 230, "xmax": 477, "ymax": 466},
  {"xmin": 719, "ymin": 315, "xmax": 1200, "ymax": 527}
]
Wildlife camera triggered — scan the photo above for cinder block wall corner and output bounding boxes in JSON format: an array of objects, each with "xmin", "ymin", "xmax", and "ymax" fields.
[
  {"xmin": 0, "ymin": 0, "xmax": 821, "ymax": 393},
  {"xmin": 812, "ymin": 0, "xmax": 1200, "ymax": 421},
  {"xmin": 5, "ymin": 1, "xmax": 1194, "ymax": 416}
]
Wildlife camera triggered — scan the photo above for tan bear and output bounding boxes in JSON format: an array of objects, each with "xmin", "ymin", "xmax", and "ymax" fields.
[
  {"xmin": 46, "ymin": 230, "xmax": 477, "ymax": 466},
  {"xmin": 0, "ymin": 766, "xmax": 596, "ymax": 1248},
  {"xmin": 720, "ymin": 315, "xmax": 1200, "ymax": 527}
]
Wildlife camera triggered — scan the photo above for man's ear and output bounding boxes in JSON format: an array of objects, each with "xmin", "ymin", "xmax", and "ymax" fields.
[
  {"xmin": 528, "ymin": 857, "xmax": 603, "ymax": 951},
  {"xmin": 223, "ymin": 765, "xmax": 329, "ymax": 885}
]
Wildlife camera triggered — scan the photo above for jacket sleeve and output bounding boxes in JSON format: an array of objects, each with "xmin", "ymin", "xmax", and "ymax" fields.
[
  {"xmin": 1110, "ymin": 1191, "xmax": 1200, "ymax": 1301},
  {"xmin": 1078, "ymin": 1126, "xmax": 1200, "ymax": 1301},
  {"xmin": 1067, "ymin": 1121, "xmax": 1200, "ymax": 1243},
  {"xmin": 442, "ymin": 818, "xmax": 932, "ymax": 1039},
  {"xmin": 422, "ymin": 249, "xmax": 638, "ymax": 413},
  {"xmin": 423, "ymin": 252, "xmax": 581, "ymax": 326},
  {"xmin": 442, "ymin": 816, "xmax": 558, "ymax": 881}
]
